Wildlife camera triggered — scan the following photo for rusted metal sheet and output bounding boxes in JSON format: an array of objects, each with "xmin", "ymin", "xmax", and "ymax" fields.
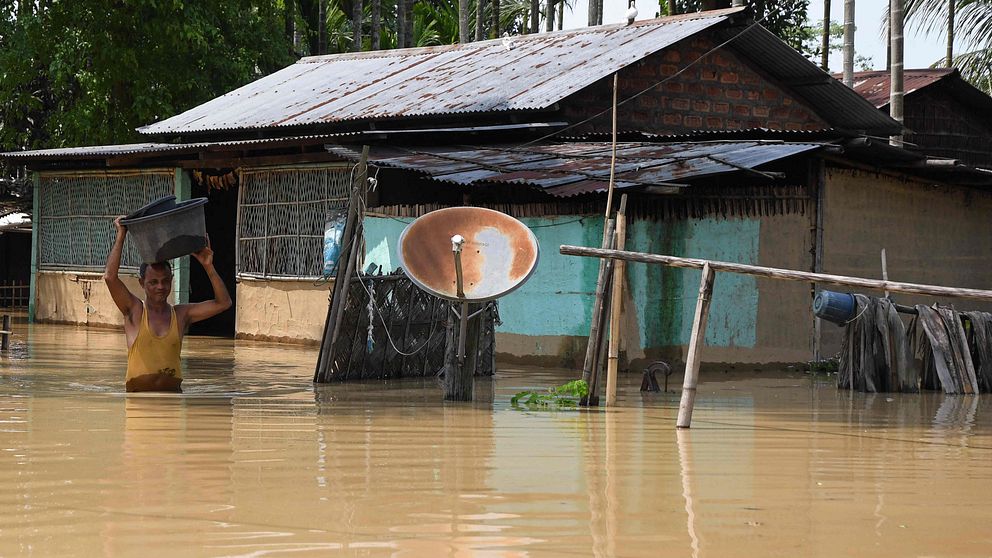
[
  {"xmin": 1, "ymin": 135, "xmax": 353, "ymax": 161},
  {"xmin": 847, "ymin": 69, "xmax": 955, "ymax": 107},
  {"xmin": 138, "ymin": 12, "xmax": 737, "ymax": 135},
  {"xmin": 338, "ymin": 141, "xmax": 826, "ymax": 197},
  {"xmin": 397, "ymin": 207, "xmax": 539, "ymax": 301}
]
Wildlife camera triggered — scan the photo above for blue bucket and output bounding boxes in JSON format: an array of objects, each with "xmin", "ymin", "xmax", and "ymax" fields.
[{"xmin": 813, "ymin": 290, "xmax": 857, "ymax": 325}]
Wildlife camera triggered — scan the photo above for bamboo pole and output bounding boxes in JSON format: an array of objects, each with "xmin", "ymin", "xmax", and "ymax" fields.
[
  {"xmin": 580, "ymin": 218, "xmax": 615, "ymax": 390},
  {"xmin": 605, "ymin": 197, "xmax": 627, "ymax": 407},
  {"xmin": 676, "ymin": 263, "xmax": 714, "ymax": 429},
  {"xmin": 315, "ymin": 146, "xmax": 369, "ymax": 382},
  {"xmin": 559, "ymin": 246, "xmax": 992, "ymax": 302}
]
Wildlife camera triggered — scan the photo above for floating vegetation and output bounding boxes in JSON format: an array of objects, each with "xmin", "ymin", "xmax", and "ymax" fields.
[
  {"xmin": 807, "ymin": 358, "xmax": 839, "ymax": 375},
  {"xmin": 511, "ymin": 380, "xmax": 589, "ymax": 409}
]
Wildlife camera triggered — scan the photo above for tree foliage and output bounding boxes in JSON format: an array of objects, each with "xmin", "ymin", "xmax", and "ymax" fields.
[
  {"xmin": 903, "ymin": 0, "xmax": 992, "ymax": 93},
  {"xmin": 0, "ymin": 1, "xmax": 295, "ymax": 152},
  {"xmin": 665, "ymin": 0, "xmax": 812, "ymax": 55}
]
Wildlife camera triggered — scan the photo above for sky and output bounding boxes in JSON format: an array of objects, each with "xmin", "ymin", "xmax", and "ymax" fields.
[{"xmin": 560, "ymin": 1, "xmax": 951, "ymax": 72}]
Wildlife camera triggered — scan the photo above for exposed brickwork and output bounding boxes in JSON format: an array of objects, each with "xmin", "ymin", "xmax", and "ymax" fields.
[{"xmin": 559, "ymin": 34, "xmax": 829, "ymax": 135}]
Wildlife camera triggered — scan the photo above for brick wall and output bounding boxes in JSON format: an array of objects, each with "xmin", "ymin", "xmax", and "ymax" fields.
[{"xmin": 559, "ymin": 35, "xmax": 830, "ymax": 135}]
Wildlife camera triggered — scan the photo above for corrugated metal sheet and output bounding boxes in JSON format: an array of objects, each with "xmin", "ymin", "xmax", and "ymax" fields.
[
  {"xmin": 328, "ymin": 141, "xmax": 827, "ymax": 197},
  {"xmin": 727, "ymin": 26, "xmax": 902, "ymax": 135},
  {"xmin": 845, "ymin": 69, "xmax": 956, "ymax": 107},
  {"xmin": 138, "ymin": 10, "xmax": 740, "ymax": 135},
  {"xmin": 0, "ymin": 135, "xmax": 353, "ymax": 161}
]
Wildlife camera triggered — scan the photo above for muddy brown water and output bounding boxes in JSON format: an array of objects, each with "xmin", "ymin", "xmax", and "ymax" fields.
[{"xmin": 2, "ymin": 315, "xmax": 992, "ymax": 557}]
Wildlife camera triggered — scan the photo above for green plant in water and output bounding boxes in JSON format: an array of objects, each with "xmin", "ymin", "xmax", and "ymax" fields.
[
  {"xmin": 807, "ymin": 358, "xmax": 839, "ymax": 375},
  {"xmin": 511, "ymin": 379, "xmax": 589, "ymax": 409}
]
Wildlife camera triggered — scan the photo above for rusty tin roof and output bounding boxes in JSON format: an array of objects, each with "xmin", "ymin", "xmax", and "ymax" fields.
[
  {"xmin": 847, "ymin": 69, "xmax": 957, "ymax": 107},
  {"xmin": 138, "ymin": 10, "xmax": 741, "ymax": 135},
  {"xmin": 328, "ymin": 140, "xmax": 827, "ymax": 196}
]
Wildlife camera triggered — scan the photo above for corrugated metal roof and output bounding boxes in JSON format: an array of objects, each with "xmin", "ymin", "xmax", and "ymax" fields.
[
  {"xmin": 328, "ymin": 140, "xmax": 826, "ymax": 196},
  {"xmin": 138, "ymin": 10, "xmax": 741, "ymax": 135},
  {"xmin": 846, "ymin": 69, "xmax": 956, "ymax": 107},
  {"xmin": 0, "ymin": 135, "xmax": 354, "ymax": 161},
  {"xmin": 725, "ymin": 26, "xmax": 902, "ymax": 135}
]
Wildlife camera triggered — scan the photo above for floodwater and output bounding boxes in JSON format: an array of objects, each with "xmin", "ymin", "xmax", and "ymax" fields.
[{"xmin": 2, "ymin": 315, "xmax": 992, "ymax": 557}]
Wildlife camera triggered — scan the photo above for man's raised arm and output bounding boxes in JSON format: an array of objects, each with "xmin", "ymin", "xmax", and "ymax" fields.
[
  {"xmin": 104, "ymin": 217, "xmax": 141, "ymax": 316},
  {"xmin": 181, "ymin": 237, "xmax": 232, "ymax": 325}
]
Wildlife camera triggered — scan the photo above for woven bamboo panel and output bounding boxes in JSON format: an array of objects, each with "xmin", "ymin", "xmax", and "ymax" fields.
[
  {"xmin": 324, "ymin": 271, "xmax": 498, "ymax": 381},
  {"xmin": 38, "ymin": 171, "xmax": 173, "ymax": 269},
  {"xmin": 238, "ymin": 165, "xmax": 351, "ymax": 278}
]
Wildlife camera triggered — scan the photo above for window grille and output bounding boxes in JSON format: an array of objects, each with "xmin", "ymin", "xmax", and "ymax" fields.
[
  {"xmin": 38, "ymin": 171, "xmax": 174, "ymax": 270},
  {"xmin": 237, "ymin": 165, "xmax": 351, "ymax": 279}
]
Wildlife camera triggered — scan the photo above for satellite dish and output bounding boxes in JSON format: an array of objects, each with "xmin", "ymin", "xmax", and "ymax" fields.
[{"xmin": 398, "ymin": 207, "xmax": 540, "ymax": 302}]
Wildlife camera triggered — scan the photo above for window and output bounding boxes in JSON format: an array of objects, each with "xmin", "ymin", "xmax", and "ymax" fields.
[
  {"xmin": 38, "ymin": 171, "xmax": 174, "ymax": 270},
  {"xmin": 237, "ymin": 165, "xmax": 351, "ymax": 279}
]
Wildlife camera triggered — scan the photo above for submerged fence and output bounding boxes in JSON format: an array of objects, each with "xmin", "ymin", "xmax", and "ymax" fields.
[
  {"xmin": 320, "ymin": 271, "xmax": 498, "ymax": 381},
  {"xmin": 0, "ymin": 281, "xmax": 29, "ymax": 308}
]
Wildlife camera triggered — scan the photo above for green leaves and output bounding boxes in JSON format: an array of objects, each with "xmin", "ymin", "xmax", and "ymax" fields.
[
  {"xmin": 511, "ymin": 379, "xmax": 589, "ymax": 409},
  {"xmin": 0, "ymin": 1, "xmax": 295, "ymax": 154}
]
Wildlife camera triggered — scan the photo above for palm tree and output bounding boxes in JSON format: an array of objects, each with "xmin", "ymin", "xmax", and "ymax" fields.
[
  {"xmin": 459, "ymin": 0, "xmax": 469, "ymax": 41},
  {"xmin": 904, "ymin": 0, "xmax": 992, "ymax": 93},
  {"xmin": 843, "ymin": 0, "xmax": 855, "ymax": 87},
  {"xmin": 353, "ymin": 0, "xmax": 364, "ymax": 51},
  {"xmin": 476, "ymin": 0, "xmax": 486, "ymax": 40},
  {"xmin": 821, "ymin": 0, "xmax": 831, "ymax": 70},
  {"xmin": 891, "ymin": 0, "xmax": 905, "ymax": 147}
]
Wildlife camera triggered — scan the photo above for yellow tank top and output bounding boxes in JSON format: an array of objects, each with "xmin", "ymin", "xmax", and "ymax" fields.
[{"xmin": 126, "ymin": 304, "xmax": 182, "ymax": 382}]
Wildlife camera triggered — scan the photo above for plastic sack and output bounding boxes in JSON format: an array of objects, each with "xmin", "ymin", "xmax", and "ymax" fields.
[{"xmin": 323, "ymin": 209, "xmax": 347, "ymax": 277}]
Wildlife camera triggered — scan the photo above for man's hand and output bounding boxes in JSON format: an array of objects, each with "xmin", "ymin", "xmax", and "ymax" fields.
[
  {"xmin": 113, "ymin": 216, "xmax": 127, "ymax": 238},
  {"xmin": 192, "ymin": 235, "xmax": 214, "ymax": 268}
]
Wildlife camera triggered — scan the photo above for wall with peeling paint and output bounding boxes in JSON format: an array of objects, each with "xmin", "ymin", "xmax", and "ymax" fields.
[{"xmin": 363, "ymin": 213, "xmax": 812, "ymax": 367}]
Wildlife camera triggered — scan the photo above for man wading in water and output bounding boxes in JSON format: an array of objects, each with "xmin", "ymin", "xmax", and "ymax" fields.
[{"xmin": 104, "ymin": 216, "xmax": 232, "ymax": 392}]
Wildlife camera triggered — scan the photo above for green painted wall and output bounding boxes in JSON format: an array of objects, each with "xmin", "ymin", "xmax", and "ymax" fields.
[
  {"xmin": 627, "ymin": 218, "xmax": 759, "ymax": 348},
  {"xmin": 363, "ymin": 214, "xmax": 759, "ymax": 350}
]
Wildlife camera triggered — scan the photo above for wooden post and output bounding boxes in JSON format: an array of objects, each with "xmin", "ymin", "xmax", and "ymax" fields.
[
  {"xmin": 605, "ymin": 197, "xmax": 627, "ymax": 407},
  {"xmin": 315, "ymin": 146, "xmax": 369, "ymax": 382},
  {"xmin": 677, "ymin": 262, "xmax": 714, "ymax": 429},
  {"xmin": 581, "ymin": 219, "xmax": 615, "ymax": 390},
  {"xmin": 28, "ymin": 172, "xmax": 40, "ymax": 323},
  {"xmin": 588, "ymin": 266, "xmax": 613, "ymax": 406},
  {"xmin": 172, "ymin": 168, "xmax": 192, "ymax": 304},
  {"xmin": 445, "ymin": 302, "xmax": 479, "ymax": 401},
  {"xmin": 1, "ymin": 314, "xmax": 10, "ymax": 351}
]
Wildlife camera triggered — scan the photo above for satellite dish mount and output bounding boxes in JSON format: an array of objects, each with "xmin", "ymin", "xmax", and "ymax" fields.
[{"xmin": 398, "ymin": 207, "xmax": 540, "ymax": 401}]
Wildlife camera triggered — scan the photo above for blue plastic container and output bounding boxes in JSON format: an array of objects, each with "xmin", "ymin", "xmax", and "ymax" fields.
[
  {"xmin": 322, "ymin": 211, "xmax": 347, "ymax": 277},
  {"xmin": 813, "ymin": 290, "xmax": 857, "ymax": 325}
]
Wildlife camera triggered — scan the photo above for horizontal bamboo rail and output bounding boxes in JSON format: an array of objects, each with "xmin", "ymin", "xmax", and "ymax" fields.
[
  {"xmin": 559, "ymin": 246, "xmax": 992, "ymax": 302},
  {"xmin": 560, "ymin": 244, "xmax": 992, "ymax": 428}
]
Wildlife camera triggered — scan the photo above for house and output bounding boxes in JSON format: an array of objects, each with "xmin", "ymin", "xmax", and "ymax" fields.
[
  {"xmin": 847, "ymin": 68, "xmax": 992, "ymax": 168},
  {"xmin": 5, "ymin": 7, "xmax": 992, "ymax": 369}
]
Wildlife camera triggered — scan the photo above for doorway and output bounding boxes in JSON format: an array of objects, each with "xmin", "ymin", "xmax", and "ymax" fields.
[{"xmin": 188, "ymin": 173, "xmax": 238, "ymax": 337}]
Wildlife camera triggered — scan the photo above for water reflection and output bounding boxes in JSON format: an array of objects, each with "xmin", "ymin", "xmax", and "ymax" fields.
[{"xmin": 2, "ymin": 323, "xmax": 992, "ymax": 556}]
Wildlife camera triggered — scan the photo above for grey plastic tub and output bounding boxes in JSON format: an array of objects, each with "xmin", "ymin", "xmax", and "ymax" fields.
[{"xmin": 121, "ymin": 195, "xmax": 208, "ymax": 263}]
